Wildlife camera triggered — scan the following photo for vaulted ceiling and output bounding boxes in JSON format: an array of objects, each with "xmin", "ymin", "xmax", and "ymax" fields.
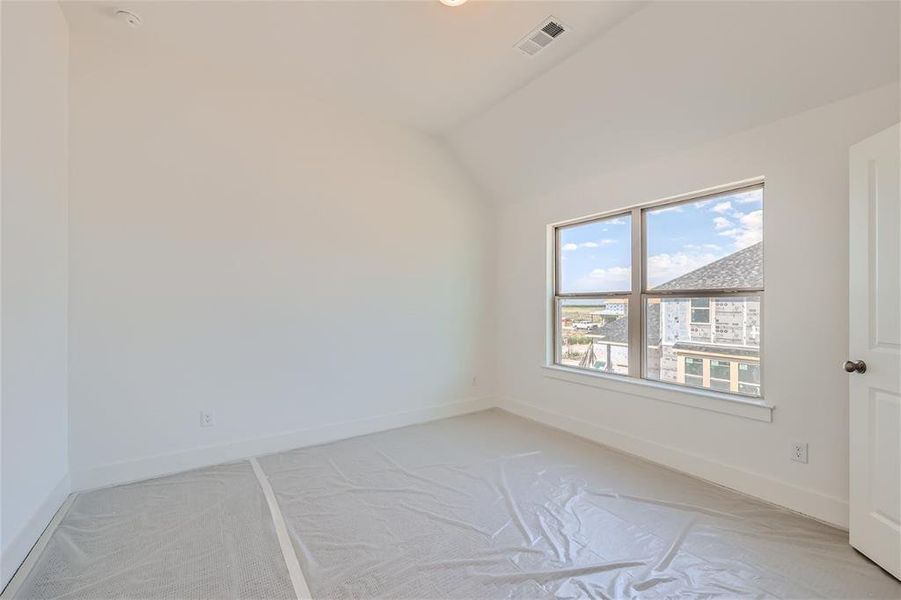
[
  {"xmin": 448, "ymin": 1, "xmax": 900, "ymax": 202},
  {"xmin": 61, "ymin": 1, "xmax": 646, "ymax": 133},
  {"xmin": 61, "ymin": 1, "xmax": 899, "ymax": 204}
]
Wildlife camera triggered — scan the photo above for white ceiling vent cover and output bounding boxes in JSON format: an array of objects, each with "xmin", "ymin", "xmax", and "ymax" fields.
[{"xmin": 515, "ymin": 17, "xmax": 569, "ymax": 57}]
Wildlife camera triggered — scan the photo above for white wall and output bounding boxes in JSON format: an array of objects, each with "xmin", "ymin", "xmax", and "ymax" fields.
[
  {"xmin": 0, "ymin": 0, "xmax": 70, "ymax": 588},
  {"xmin": 482, "ymin": 84, "xmax": 898, "ymax": 528},
  {"xmin": 67, "ymin": 32, "xmax": 495, "ymax": 489}
]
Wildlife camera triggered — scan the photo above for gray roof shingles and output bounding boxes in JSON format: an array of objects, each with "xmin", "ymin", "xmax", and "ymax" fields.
[
  {"xmin": 672, "ymin": 342, "xmax": 759, "ymax": 357},
  {"xmin": 654, "ymin": 242, "xmax": 762, "ymax": 291},
  {"xmin": 591, "ymin": 303, "xmax": 660, "ymax": 346}
]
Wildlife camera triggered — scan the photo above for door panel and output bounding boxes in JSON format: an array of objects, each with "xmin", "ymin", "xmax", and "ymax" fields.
[
  {"xmin": 871, "ymin": 148, "xmax": 901, "ymax": 350},
  {"xmin": 848, "ymin": 123, "xmax": 901, "ymax": 580},
  {"xmin": 869, "ymin": 389, "xmax": 900, "ymax": 527}
]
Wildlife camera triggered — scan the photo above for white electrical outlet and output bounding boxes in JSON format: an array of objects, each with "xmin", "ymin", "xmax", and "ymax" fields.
[
  {"xmin": 200, "ymin": 410, "xmax": 215, "ymax": 428},
  {"xmin": 791, "ymin": 442, "xmax": 808, "ymax": 463}
]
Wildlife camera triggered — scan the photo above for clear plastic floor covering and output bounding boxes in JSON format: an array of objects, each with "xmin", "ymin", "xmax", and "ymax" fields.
[
  {"xmin": 11, "ymin": 462, "xmax": 295, "ymax": 600},
  {"xmin": 9, "ymin": 410, "xmax": 901, "ymax": 599}
]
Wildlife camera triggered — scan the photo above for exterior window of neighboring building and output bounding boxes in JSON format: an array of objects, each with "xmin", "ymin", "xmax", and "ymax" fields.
[
  {"xmin": 552, "ymin": 182, "xmax": 764, "ymax": 400},
  {"xmin": 710, "ymin": 359, "xmax": 730, "ymax": 380},
  {"xmin": 709, "ymin": 360, "xmax": 732, "ymax": 391},
  {"xmin": 683, "ymin": 357, "xmax": 703, "ymax": 387},
  {"xmin": 690, "ymin": 298, "xmax": 710, "ymax": 323},
  {"xmin": 738, "ymin": 362, "xmax": 761, "ymax": 396}
]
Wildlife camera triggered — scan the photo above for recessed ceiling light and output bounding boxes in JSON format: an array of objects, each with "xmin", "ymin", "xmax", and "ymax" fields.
[{"xmin": 440, "ymin": 0, "xmax": 468, "ymax": 6}]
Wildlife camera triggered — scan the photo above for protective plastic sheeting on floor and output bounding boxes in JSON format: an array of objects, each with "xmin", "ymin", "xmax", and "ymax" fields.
[
  {"xmin": 260, "ymin": 410, "xmax": 901, "ymax": 599},
  {"xmin": 11, "ymin": 461, "xmax": 295, "ymax": 600}
]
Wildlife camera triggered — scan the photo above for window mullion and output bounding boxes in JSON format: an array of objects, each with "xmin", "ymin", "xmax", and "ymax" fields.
[{"xmin": 629, "ymin": 207, "xmax": 642, "ymax": 379}]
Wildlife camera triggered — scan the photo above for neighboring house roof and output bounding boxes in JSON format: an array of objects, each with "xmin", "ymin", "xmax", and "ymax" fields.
[
  {"xmin": 672, "ymin": 342, "xmax": 759, "ymax": 358},
  {"xmin": 655, "ymin": 242, "xmax": 762, "ymax": 290},
  {"xmin": 591, "ymin": 303, "xmax": 661, "ymax": 346}
]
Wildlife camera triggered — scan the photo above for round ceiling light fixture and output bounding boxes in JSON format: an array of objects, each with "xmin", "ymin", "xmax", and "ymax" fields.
[
  {"xmin": 439, "ymin": 0, "xmax": 468, "ymax": 6},
  {"xmin": 115, "ymin": 9, "xmax": 142, "ymax": 28}
]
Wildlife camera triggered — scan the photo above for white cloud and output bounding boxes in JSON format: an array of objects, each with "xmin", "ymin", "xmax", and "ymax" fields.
[
  {"xmin": 647, "ymin": 251, "xmax": 718, "ymax": 287},
  {"xmin": 711, "ymin": 201, "xmax": 732, "ymax": 214},
  {"xmin": 586, "ymin": 266, "xmax": 632, "ymax": 287},
  {"xmin": 713, "ymin": 216, "xmax": 733, "ymax": 230},
  {"xmin": 683, "ymin": 243, "xmax": 722, "ymax": 252},
  {"xmin": 718, "ymin": 209, "xmax": 762, "ymax": 249},
  {"xmin": 732, "ymin": 190, "xmax": 762, "ymax": 204},
  {"xmin": 564, "ymin": 240, "xmax": 616, "ymax": 251}
]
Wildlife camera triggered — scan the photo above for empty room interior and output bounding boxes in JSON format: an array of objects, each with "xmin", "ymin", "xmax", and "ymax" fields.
[{"xmin": 2, "ymin": 0, "xmax": 901, "ymax": 598}]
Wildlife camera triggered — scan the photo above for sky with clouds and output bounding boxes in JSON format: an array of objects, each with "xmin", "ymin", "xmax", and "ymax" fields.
[{"xmin": 559, "ymin": 188, "xmax": 763, "ymax": 293}]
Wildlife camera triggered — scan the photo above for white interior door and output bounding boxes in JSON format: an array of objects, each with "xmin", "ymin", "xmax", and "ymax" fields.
[{"xmin": 848, "ymin": 123, "xmax": 901, "ymax": 580}]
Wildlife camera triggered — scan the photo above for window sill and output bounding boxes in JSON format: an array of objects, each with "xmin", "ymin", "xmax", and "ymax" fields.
[{"xmin": 541, "ymin": 364, "xmax": 774, "ymax": 422}]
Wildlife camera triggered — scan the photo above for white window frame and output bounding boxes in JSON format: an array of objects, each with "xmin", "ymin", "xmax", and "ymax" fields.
[
  {"xmin": 689, "ymin": 298, "xmax": 711, "ymax": 324},
  {"xmin": 546, "ymin": 179, "xmax": 770, "ymax": 419}
]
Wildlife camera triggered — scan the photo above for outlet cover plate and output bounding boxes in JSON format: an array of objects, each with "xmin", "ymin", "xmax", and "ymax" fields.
[{"xmin": 792, "ymin": 442, "xmax": 808, "ymax": 463}]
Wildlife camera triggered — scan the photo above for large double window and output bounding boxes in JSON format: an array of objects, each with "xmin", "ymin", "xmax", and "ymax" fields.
[{"xmin": 552, "ymin": 182, "xmax": 764, "ymax": 399}]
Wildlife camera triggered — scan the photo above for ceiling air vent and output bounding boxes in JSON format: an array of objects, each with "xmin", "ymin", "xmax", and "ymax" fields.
[{"xmin": 515, "ymin": 17, "xmax": 569, "ymax": 57}]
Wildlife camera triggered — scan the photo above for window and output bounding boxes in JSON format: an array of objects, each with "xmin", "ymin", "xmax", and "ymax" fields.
[
  {"xmin": 552, "ymin": 183, "xmax": 763, "ymax": 400},
  {"xmin": 557, "ymin": 298, "xmax": 629, "ymax": 374},
  {"xmin": 683, "ymin": 357, "xmax": 703, "ymax": 388},
  {"xmin": 709, "ymin": 360, "xmax": 732, "ymax": 392},
  {"xmin": 690, "ymin": 298, "xmax": 710, "ymax": 323},
  {"xmin": 555, "ymin": 213, "xmax": 632, "ymax": 374},
  {"xmin": 738, "ymin": 362, "xmax": 761, "ymax": 396}
]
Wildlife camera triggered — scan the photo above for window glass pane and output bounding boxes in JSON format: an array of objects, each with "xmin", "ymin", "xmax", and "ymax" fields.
[
  {"xmin": 738, "ymin": 362, "xmax": 760, "ymax": 384},
  {"xmin": 646, "ymin": 187, "xmax": 763, "ymax": 290},
  {"xmin": 709, "ymin": 378, "xmax": 731, "ymax": 392},
  {"xmin": 684, "ymin": 375, "xmax": 703, "ymax": 388},
  {"xmin": 684, "ymin": 357, "xmax": 703, "ymax": 376},
  {"xmin": 739, "ymin": 383, "xmax": 760, "ymax": 395},
  {"xmin": 644, "ymin": 296, "xmax": 761, "ymax": 398},
  {"xmin": 710, "ymin": 360, "xmax": 731, "ymax": 380},
  {"xmin": 557, "ymin": 214, "xmax": 631, "ymax": 293},
  {"xmin": 557, "ymin": 298, "xmax": 629, "ymax": 374},
  {"xmin": 691, "ymin": 308, "xmax": 710, "ymax": 323}
]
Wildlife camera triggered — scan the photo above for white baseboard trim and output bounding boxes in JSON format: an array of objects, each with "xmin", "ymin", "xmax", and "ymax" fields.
[
  {"xmin": 1, "ymin": 473, "xmax": 71, "ymax": 592},
  {"xmin": 72, "ymin": 397, "xmax": 495, "ymax": 492},
  {"xmin": 65, "ymin": 393, "xmax": 847, "ymax": 534},
  {"xmin": 498, "ymin": 397, "xmax": 849, "ymax": 529}
]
